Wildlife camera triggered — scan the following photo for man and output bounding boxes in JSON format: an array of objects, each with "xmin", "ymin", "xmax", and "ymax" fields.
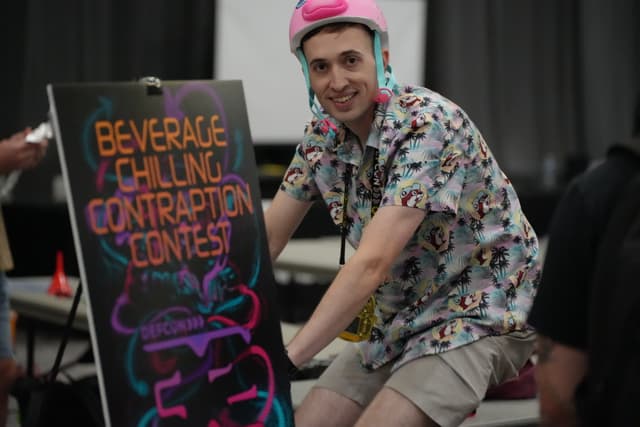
[
  {"xmin": 0, "ymin": 127, "xmax": 48, "ymax": 426},
  {"xmin": 528, "ymin": 95, "xmax": 640, "ymax": 426},
  {"xmin": 264, "ymin": 1, "xmax": 540, "ymax": 426}
]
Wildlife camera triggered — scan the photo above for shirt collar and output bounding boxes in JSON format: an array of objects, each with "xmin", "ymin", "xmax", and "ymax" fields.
[{"xmin": 322, "ymin": 83, "xmax": 398, "ymax": 163}]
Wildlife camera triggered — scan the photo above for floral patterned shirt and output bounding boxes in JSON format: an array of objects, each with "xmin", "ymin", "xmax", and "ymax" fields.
[{"xmin": 280, "ymin": 84, "xmax": 540, "ymax": 371}]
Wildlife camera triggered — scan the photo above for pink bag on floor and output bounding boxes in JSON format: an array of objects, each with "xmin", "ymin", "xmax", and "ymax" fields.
[{"xmin": 484, "ymin": 359, "xmax": 537, "ymax": 400}]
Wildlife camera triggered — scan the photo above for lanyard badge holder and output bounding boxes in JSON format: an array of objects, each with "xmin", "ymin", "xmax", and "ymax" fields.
[
  {"xmin": 339, "ymin": 295, "xmax": 377, "ymax": 342},
  {"xmin": 337, "ymin": 150, "xmax": 383, "ymax": 343}
]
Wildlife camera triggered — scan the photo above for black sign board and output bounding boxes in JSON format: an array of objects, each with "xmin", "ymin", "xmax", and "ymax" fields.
[{"xmin": 47, "ymin": 80, "xmax": 293, "ymax": 427}]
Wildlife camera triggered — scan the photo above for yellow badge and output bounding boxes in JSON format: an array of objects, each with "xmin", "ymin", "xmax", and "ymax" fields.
[{"xmin": 339, "ymin": 296, "xmax": 377, "ymax": 342}]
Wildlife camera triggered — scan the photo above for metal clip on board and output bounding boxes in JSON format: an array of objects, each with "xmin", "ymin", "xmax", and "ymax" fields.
[{"xmin": 138, "ymin": 76, "xmax": 163, "ymax": 96}]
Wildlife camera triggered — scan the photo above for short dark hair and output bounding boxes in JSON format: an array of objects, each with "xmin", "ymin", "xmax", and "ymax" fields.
[{"xmin": 300, "ymin": 22, "xmax": 374, "ymax": 53}]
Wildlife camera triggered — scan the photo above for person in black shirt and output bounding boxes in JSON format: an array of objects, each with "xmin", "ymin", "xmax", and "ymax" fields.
[{"xmin": 528, "ymin": 95, "xmax": 640, "ymax": 426}]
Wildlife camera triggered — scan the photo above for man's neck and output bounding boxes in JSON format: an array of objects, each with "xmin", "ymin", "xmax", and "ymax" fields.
[{"xmin": 346, "ymin": 116, "xmax": 375, "ymax": 149}]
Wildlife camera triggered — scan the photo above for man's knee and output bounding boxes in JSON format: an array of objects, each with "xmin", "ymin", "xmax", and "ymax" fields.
[
  {"xmin": 355, "ymin": 387, "xmax": 437, "ymax": 427},
  {"xmin": 295, "ymin": 386, "xmax": 363, "ymax": 427}
]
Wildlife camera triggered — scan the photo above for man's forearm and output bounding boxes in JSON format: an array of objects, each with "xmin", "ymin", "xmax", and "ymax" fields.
[
  {"xmin": 285, "ymin": 205, "xmax": 425, "ymax": 366},
  {"xmin": 285, "ymin": 253, "xmax": 385, "ymax": 366}
]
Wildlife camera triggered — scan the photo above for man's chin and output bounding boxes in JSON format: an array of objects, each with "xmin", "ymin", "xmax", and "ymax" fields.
[{"xmin": 326, "ymin": 110, "xmax": 355, "ymax": 124}]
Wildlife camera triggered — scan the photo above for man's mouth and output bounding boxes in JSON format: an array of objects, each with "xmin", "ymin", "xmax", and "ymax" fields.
[{"xmin": 333, "ymin": 93, "xmax": 356, "ymax": 103}]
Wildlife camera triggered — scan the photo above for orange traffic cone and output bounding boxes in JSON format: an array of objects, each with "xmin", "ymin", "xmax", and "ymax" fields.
[{"xmin": 48, "ymin": 250, "xmax": 72, "ymax": 297}]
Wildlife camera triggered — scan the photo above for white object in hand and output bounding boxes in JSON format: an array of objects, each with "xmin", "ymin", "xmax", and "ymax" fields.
[{"xmin": 26, "ymin": 122, "xmax": 53, "ymax": 143}]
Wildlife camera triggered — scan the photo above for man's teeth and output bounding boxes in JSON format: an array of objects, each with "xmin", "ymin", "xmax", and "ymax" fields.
[{"xmin": 335, "ymin": 94, "xmax": 354, "ymax": 103}]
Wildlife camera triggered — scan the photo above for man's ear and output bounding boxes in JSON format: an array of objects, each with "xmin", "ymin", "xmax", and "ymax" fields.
[{"xmin": 382, "ymin": 49, "xmax": 390, "ymax": 68}]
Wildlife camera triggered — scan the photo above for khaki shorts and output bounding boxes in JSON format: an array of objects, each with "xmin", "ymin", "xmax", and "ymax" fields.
[{"xmin": 314, "ymin": 330, "xmax": 535, "ymax": 427}]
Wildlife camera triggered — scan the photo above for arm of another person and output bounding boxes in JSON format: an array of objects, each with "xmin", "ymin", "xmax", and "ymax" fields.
[
  {"xmin": 534, "ymin": 336, "xmax": 587, "ymax": 427},
  {"xmin": 285, "ymin": 204, "xmax": 424, "ymax": 366},
  {"xmin": 264, "ymin": 189, "xmax": 314, "ymax": 262},
  {"xmin": 0, "ymin": 128, "xmax": 49, "ymax": 174},
  {"xmin": 529, "ymin": 181, "xmax": 593, "ymax": 426}
]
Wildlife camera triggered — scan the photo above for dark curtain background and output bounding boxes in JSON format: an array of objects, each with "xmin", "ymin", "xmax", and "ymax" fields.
[
  {"xmin": 0, "ymin": 0, "xmax": 215, "ymax": 205},
  {"xmin": 426, "ymin": 0, "xmax": 640, "ymax": 190},
  {"xmin": 0, "ymin": 0, "xmax": 638, "ymax": 205}
]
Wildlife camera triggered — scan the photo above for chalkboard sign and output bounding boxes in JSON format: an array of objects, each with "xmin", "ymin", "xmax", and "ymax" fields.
[{"xmin": 47, "ymin": 80, "xmax": 294, "ymax": 427}]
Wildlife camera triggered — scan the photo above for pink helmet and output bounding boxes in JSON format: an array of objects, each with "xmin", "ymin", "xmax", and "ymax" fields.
[
  {"xmin": 289, "ymin": 0, "xmax": 396, "ymax": 120},
  {"xmin": 289, "ymin": 0, "xmax": 389, "ymax": 54}
]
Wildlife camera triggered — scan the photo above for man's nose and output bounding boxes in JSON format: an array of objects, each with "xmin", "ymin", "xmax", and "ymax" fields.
[{"xmin": 329, "ymin": 68, "xmax": 348, "ymax": 91}]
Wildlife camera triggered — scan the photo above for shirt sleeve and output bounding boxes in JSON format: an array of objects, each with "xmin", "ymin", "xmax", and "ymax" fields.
[
  {"xmin": 279, "ymin": 141, "xmax": 320, "ymax": 203},
  {"xmin": 527, "ymin": 181, "xmax": 594, "ymax": 350}
]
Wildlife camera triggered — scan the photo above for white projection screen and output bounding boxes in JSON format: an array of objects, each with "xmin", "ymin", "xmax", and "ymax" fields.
[{"xmin": 214, "ymin": 1, "xmax": 428, "ymax": 144}]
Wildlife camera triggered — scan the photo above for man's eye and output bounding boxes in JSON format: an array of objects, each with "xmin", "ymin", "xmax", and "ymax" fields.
[
  {"xmin": 312, "ymin": 63, "xmax": 327, "ymax": 73},
  {"xmin": 345, "ymin": 56, "xmax": 359, "ymax": 66}
]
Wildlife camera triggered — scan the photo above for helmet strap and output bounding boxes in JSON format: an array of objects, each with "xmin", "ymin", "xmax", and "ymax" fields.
[
  {"xmin": 297, "ymin": 48, "xmax": 326, "ymax": 121},
  {"xmin": 373, "ymin": 31, "xmax": 396, "ymax": 104}
]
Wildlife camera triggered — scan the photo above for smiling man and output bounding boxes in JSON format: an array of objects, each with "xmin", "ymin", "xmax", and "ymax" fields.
[
  {"xmin": 264, "ymin": 1, "xmax": 541, "ymax": 426},
  {"xmin": 303, "ymin": 26, "xmax": 384, "ymax": 144}
]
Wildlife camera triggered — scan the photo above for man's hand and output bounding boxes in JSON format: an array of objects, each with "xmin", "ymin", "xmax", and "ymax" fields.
[
  {"xmin": 0, "ymin": 128, "xmax": 49, "ymax": 174},
  {"xmin": 534, "ymin": 335, "xmax": 588, "ymax": 427}
]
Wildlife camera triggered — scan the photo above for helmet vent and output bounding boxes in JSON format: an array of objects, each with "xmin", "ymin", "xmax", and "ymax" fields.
[{"xmin": 302, "ymin": 0, "xmax": 349, "ymax": 21}]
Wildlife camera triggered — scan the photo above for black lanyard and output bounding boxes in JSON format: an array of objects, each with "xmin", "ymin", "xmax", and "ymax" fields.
[{"xmin": 339, "ymin": 148, "xmax": 381, "ymax": 265}]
